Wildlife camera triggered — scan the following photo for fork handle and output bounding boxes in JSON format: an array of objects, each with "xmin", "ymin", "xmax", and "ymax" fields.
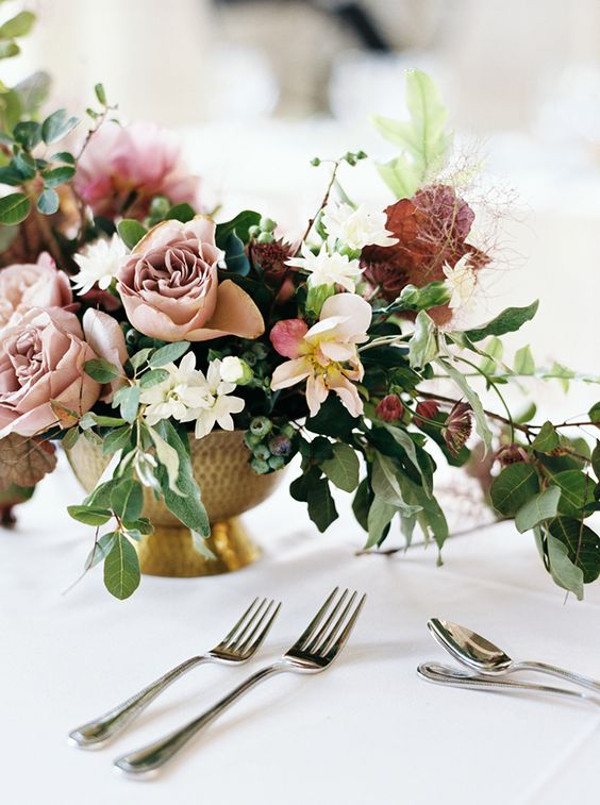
[
  {"xmin": 69, "ymin": 656, "xmax": 207, "ymax": 748},
  {"xmin": 114, "ymin": 663, "xmax": 286, "ymax": 775},
  {"xmin": 513, "ymin": 660, "xmax": 600, "ymax": 694}
]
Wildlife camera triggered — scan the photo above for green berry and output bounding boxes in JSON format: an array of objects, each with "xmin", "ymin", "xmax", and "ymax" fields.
[
  {"xmin": 241, "ymin": 350, "xmax": 257, "ymax": 367},
  {"xmin": 268, "ymin": 455, "xmax": 286, "ymax": 471},
  {"xmin": 253, "ymin": 444, "xmax": 270, "ymax": 461},
  {"xmin": 282, "ymin": 423, "xmax": 296, "ymax": 439},
  {"xmin": 310, "ymin": 157, "xmax": 321, "ymax": 166},
  {"xmin": 248, "ymin": 225, "xmax": 260, "ymax": 238},
  {"xmin": 250, "ymin": 416, "xmax": 273, "ymax": 438},
  {"xmin": 259, "ymin": 216, "xmax": 277, "ymax": 233},
  {"xmin": 244, "ymin": 432, "xmax": 261, "ymax": 449},
  {"xmin": 250, "ymin": 458, "xmax": 270, "ymax": 475},
  {"xmin": 257, "ymin": 231, "xmax": 273, "ymax": 244},
  {"xmin": 149, "ymin": 195, "xmax": 170, "ymax": 219}
]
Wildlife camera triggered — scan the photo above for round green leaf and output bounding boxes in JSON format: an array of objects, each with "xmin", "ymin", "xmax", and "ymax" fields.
[
  {"xmin": 0, "ymin": 192, "xmax": 30, "ymax": 225},
  {"xmin": 490, "ymin": 462, "xmax": 539, "ymax": 517},
  {"xmin": 36, "ymin": 188, "xmax": 59, "ymax": 215}
]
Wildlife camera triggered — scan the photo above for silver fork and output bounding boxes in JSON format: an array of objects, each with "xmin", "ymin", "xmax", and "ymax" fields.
[
  {"xmin": 114, "ymin": 587, "xmax": 366, "ymax": 776},
  {"xmin": 69, "ymin": 597, "xmax": 281, "ymax": 749}
]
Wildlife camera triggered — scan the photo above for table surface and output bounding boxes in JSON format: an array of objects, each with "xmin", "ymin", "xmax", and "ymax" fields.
[{"xmin": 2, "ymin": 456, "xmax": 600, "ymax": 805}]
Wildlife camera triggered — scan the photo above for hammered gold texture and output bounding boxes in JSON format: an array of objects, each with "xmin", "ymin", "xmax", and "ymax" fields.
[{"xmin": 66, "ymin": 430, "xmax": 284, "ymax": 577}]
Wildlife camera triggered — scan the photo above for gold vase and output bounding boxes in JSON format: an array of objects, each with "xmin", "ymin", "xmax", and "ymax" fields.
[{"xmin": 66, "ymin": 430, "xmax": 284, "ymax": 578}]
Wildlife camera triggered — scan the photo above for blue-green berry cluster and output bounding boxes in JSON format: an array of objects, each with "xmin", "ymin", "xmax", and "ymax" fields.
[{"xmin": 245, "ymin": 419, "xmax": 297, "ymax": 474}]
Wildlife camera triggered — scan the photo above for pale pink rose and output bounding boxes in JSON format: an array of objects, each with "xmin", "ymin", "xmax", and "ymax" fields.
[
  {"xmin": 75, "ymin": 121, "xmax": 200, "ymax": 219},
  {"xmin": 0, "ymin": 307, "xmax": 101, "ymax": 437},
  {"xmin": 82, "ymin": 309, "xmax": 128, "ymax": 402},
  {"xmin": 0, "ymin": 253, "xmax": 72, "ymax": 334},
  {"xmin": 270, "ymin": 293, "xmax": 372, "ymax": 417},
  {"xmin": 117, "ymin": 216, "xmax": 265, "ymax": 343}
]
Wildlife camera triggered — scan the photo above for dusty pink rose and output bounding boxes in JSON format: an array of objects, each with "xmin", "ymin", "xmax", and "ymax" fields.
[
  {"xmin": 117, "ymin": 216, "xmax": 265, "ymax": 342},
  {"xmin": 0, "ymin": 307, "xmax": 101, "ymax": 437},
  {"xmin": 82, "ymin": 309, "xmax": 128, "ymax": 402},
  {"xmin": 75, "ymin": 121, "xmax": 200, "ymax": 219},
  {"xmin": 0, "ymin": 253, "xmax": 72, "ymax": 333}
]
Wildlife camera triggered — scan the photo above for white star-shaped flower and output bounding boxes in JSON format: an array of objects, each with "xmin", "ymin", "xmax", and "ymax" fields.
[
  {"xmin": 321, "ymin": 203, "xmax": 398, "ymax": 251},
  {"xmin": 287, "ymin": 243, "xmax": 362, "ymax": 292},
  {"xmin": 72, "ymin": 234, "xmax": 128, "ymax": 296},
  {"xmin": 443, "ymin": 255, "xmax": 477, "ymax": 311}
]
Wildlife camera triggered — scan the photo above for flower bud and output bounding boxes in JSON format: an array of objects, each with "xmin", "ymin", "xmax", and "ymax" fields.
[
  {"xmin": 414, "ymin": 400, "xmax": 440, "ymax": 426},
  {"xmin": 220, "ymin": 355, "xmax": 253, "ymax": 385},
  {"xmin": 496, "ymin": 443, "xmax": 530, "ymax": 466},
  {"xmin": 260, "ymin": 217, "xmax": 277, "ymax": 233},
  {"xmin": 375, "ymin": 394, "xmax": 404, "ymax": 422}
]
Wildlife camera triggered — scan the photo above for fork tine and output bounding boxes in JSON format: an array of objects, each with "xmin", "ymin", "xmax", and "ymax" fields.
[
  {"xmin": 237, "ymin": 600, "xmax": 281, "ymax": 654},
  {"xmin": 314, "ymin": 590, "xmax": 359, "ymax": 656},
  {"xmin": 217, "ymin": 597, "xmax": 260, "ymax": 648},
  {"xmin": 303, "ymin": 589, "xmax": 349, "ymax": 652},
  {"xmin": 225, "ymin": 598, "xmax": 269, "ymax": 649},
  {"xmin": 293, "ymin": 587, "xmax": 340, "ymax": 650},
  {"xmin": 322, "ymin": 593, "xmax": 366, "ymax": 659}
]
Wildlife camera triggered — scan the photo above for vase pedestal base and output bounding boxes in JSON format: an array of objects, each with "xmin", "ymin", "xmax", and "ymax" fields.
[{"xmin": 137, "ymin": 519, "xmax": 260, "ymax": 578}]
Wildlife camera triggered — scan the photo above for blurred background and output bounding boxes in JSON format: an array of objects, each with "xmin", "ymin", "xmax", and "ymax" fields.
[{"xmin": 4, "ymin": 0, "xmax": 600, "ymax": 422}]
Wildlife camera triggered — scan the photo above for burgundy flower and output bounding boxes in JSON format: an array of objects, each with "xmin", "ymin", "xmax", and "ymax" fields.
[
  {"xmin": 250, "ymin": 238, "xmax": 295, "ymax": 286},
  {"xmin": 496, "ymin": 443, "xmax": 531, "ymax": 466},
  {"xmin": 414, "ymin": 399, "xmax": 440, "ymax": 427},
  {"xmin": 375, "ymin": 394, "xmax": 404, "ymax": 422},
  {"xmin": 361, "ymin": 184, "xmax": 490, "ymax": 323},
  {"xmin": 443, "ymin": 401, "xmax": 473, "ymax": 456}
]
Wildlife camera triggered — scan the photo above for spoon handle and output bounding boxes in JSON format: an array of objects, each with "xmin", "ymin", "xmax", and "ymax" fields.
[
  {"xmin": 514, "ymin": 660, "xmax": 600, "ymax": 694},
  {"xmin": 417, "ymin": 663, "xmax": 600, "ymax": 707}
]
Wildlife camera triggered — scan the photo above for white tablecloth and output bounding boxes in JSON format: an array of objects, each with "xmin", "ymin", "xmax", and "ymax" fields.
[{"xmin": 2, "ymin": 457, "xmax": 600, "ymax": 805}]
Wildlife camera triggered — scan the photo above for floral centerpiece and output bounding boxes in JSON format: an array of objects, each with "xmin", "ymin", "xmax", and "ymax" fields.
[{"xmin": 1, "ymin": 11, "xmax": 599, "ymax": 600}]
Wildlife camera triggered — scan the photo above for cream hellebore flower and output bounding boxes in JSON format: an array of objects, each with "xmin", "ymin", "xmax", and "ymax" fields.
[
  {"xmin": 443, "ymin": 255, "xmax": 477, "ymax": 311},
  {"xmin": 140, "ymin": 352, "xmax": 211, "ymax": 426},
  {"xmin": 321, "ymin": 203, "xmax": 398, "ymax": 251},
  {"xmin": 286, "ymin": 243, "xmax": 362, "ymax": 292},
  {"xmin": 270, "ymin": 293, "xmax": 372, "ymax": 418},
  {"xmin": 72, "ymin": 234, "xmax": 128, "ymax": 295}
]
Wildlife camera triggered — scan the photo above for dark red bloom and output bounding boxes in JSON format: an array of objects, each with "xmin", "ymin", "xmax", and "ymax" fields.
[
  {"xmin": 375, "ymin": 394, "xmax": 404, "ymax": 422},
  {"xmin": 361, "ymin": 184, "xmax": 490, "ymax": 323},
  {"xmin": 443, "ymin": 401, "xmax": 473, "ymax": 456},
  {"xmin": 496, "ymin": 443, "xmax": 531, "ymax": 466},
  {"xmin": 414, "ymin": 399, "xmax": 440, "ymax": 426},
  {"xmin": 250, "ymin": 238, "xmax": 295, "ymax": 286}
]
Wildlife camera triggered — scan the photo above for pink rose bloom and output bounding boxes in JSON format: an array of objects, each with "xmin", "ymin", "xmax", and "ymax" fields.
[
  {"xmin": 82, "ymin": 308, "xmax": 128, "ymax": 402},
  {"xmin": 0, "ymin": 307, "xmax": 101, "ymax": 437},
  {"xmin": 0, "ymin": 253, "xmax": 72, "ymax": 334},
  {"xmin": 117, "ymin": 216, "xmax": 265, "ymax": 343},
  {"xmin": 270, "ymin": 293, "xmax": 372, "ymax": 417},
  {"xmin": 75, "ymin": 121, "xmax": 200, "ymax": 219}
]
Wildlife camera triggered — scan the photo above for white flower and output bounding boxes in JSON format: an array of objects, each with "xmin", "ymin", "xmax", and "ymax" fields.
[
  {"xmin": 321, "ymin": 203, "xmax": 398, "ymax": 251},
  {"xmin": 188, "ymin": 359, "xmax": 245, "ymax": 439},
  {"xmin": 220, "ymin": 356, "xmax": 246, "ymax": 384},
  {"xmin": 443, "ymin": 256, "xmax": 477, "ymax": 311},
  {"xmin": 140, "ymin": 352, "xmax": 211, "ymax": 426},
  {"xmin": 286, "ymin": 243, "xmax": 362, "ymax": 292},
  {"xmin": 72, "ymin": 234, "xmax": 128, "ymax": 295}
]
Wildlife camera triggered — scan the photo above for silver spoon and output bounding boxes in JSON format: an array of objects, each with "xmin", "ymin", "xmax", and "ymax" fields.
[
  {"xmin": 428, "ymin": 618, "xmax": 600, "ymax": 694},
  {"xmin": 417, "ymin": 662, "xmax": 600, "ymax": 708}
]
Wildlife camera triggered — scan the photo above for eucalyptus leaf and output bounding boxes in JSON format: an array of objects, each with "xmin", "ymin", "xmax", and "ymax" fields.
[
  {"xmin": 462, "ymin": 301, "xmax": 539, "ymax": 343},
  {"xmin": 84, "ymin": 358, "xmax": 121, "ymax": 383},
  {"xmin": 514, "ymin": 486, "xmax": 561, "ymax": 533},
  {"xmin": 550, "ymin": 470, "xmax": 595, "ymax": 518},
  {"xmin": 41, "ymin": 109, "xmax": 79, "ymax": 144},
  {"xmin": 67, "ymin": 505, "xmax": 113, "ymax": 526},
  {"xmin": 549, "ymin": 517, "xmax": 600, "ymax": 584},
  {"xmin": 103, "ymin": 533, "xmax": 141, "ymax": 600},
  {"xmin": 490, "ymin": 463, "xmax": 539, "ymax": 517},
  {"xmin": 36, "ymin": 188, "xmax": 59, "ymax": 215},
  {"xmin": 148, "ymin": 341, "xmax": 190, "ymax": 368},
  {"xmin": 148, "ymin": 425, "xmax": 181, "ymax": 494},
  {"xmin": 532, "ymin": 421, "xmax": 559, "ymax": 453},
  {"xmin": 547, "ymin": 534, "xmax": 584, "ymax": 600},
  {"xmin": 110, "ymin": 478, "xmax": 143, "ymax": 521}
]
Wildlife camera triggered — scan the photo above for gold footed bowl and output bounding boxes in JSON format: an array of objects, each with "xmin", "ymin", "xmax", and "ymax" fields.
[{"xmin": 66, "ymin": 430, "xmax": 284, "ymax": 578}]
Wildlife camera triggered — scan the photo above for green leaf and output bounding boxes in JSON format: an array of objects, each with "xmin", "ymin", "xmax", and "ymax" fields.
[
  {"xmin": 490, "ymin": 463, "xmax": 540, "ymax": 517},
  {"xmin": 478, "ymin": 336, "xmax": 503, "ymax": 376},
  {"xmin": 139, "ymin": 368, "xmax": 169, "ymax": 389},
  {"xmin": 15, "ymin": 71, "xmax": 50, "ymax": 116},
  {"xmin": 589, "ymin": 403, "xmax": 600, "ymax": 424},
  {"xmin": 372, "ymin": 69, "xmax": 450, "ymax": 199},
  {"xmin": 191, "ymin": 530, "xmax": 216, "ymax": 560},
  {"xmin": 371, "ymin": 453, "xmax": 421, "ymax": 516},
  {"xmin": 551, "ymin": 470, "xmax": 595, "ymax": 517},
  {"xmin": 62, "ymin": 426, "xmax": 80, "ymax": 450},
  {"xmin": 514, "ymin": 486, "xmax": 561, "ymax": 533},
  {"xmin": 321, "ymin": 443, "xmax": 360, "ymax": 493},
  {"xmin": 352, "ymin": 478, "xmax": 372, "ymax": 532},
  {"xmin": 305, "ymin": 395, "xmax": 356, "ymax": 440},
  {"xmin": 36, "ymin": 188, "xmax": 59, "ymax": 215},
  {"xmin": 398, "ymin": 474, "xmax": 448, "ymax": 549},
  {"xmin": 117, "ymin": 386, "xmax": 140, "ymax": 423},
  {"xmin": 117, "ymin": 218, "xmax": 147, "ymax": 249},
  {"xmin": 365, "ymin": 496, "xmax": 397, "ymax": 548},
  {"xmin": 462, "ymin": 301, "xmax": 539, "ymax": 342},
  {"xmin": 110, "ymin": 478, "xmax": 143, "ymax": 521},
  {"xmin": 547, "ymin": 534, "xmax": 584, "ymax": 600},
  {"xmin": 395, "ymin": 282, "xmax": 450, "ymax": 312},
  {"xmin": 0, "ymin": 11, "xmax": 35, "ymax": 40},
  {"xmin": 41, "ymin": 109, "xmax": 79, "ymax": 144},
  {"xmin": 85, "ymin": 532, "xmax": 117, "ymax": 570},
  {"xmin": 549, "ymin": 517, "xmax": 600, "ymax": 584},
  {"xmin": 216, "ymin": 210, "xmax": 261, "ymax": 246},
  {"xmin": 148, "ymin": 341, "xmax": 190, "ymax": 368},
  {"xmin": 436, "ymin": 357, "xmax": 493, "ymax": 450},
  {"xmin": 79, "ymin": 412, "xmax": 126, "ymax": 429},
  {"xmin": 306, "ymin": 478, "xmax": 338, "ymax": 532},
  {"xmin": 220, "ymin": 231, "xmax": 250, "ymax": 276},
  {"xmin": 165, "ymin": 203, "xmax": 195, "ymax": 223},
  {"xmin": 383, "ymin": 425, "xmax": 428, "ymax": 488},
  {"xmin": 514, "ymin": 345, "xmax": 535, "ymax": 375},
  {"xmin": 0, "ymin": 40, "xmax": 19, "ymax": 59},
  {"xmin": 103, "ymin": 533, "xmax": 141, "ymax": 600},
  {"xmin": 592, "ymin": 441, "xmax": 600, "ymax": 482},
  {"xmin": 94, "ymin": 82, "xmax": 107, "ymax": 105},
  {"xmin": 13, "ymin": 120, "xmax": 41, "ymax": 150},
  {"xmin": 84, "ymin": 358, "xmax": 122, "ymax": 383},
  {"xmin": 51, "ymin": 151, "xmax": 75, "ymax": 165},
  {"xmin": 102, "ymin": 425, "xmax": 133, "ymax": 456},
  {"xmin": 42, "ymin": 165, "xmax": 75, "ymax": 187},
  {"xmin": 408, "ymin": 310, "xmax": 438, "ymax": 369},
  {"xmin": 67, "ymin": 505, "xmax": 113, "ymax": 526},
  {"xmin": 532, "ymin": 421, "xmax": 559, "ymax": 453},
  {"xmin": 148, "ymin": 425, "xmax": 181, "ymax": 494},
  {"xmin": 129, "ymin": 347, "xmax": 153, "ymax": 370},
  {"xmin": 0, "ymin": 192, "xmax": 30, "ymax": 225}
]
